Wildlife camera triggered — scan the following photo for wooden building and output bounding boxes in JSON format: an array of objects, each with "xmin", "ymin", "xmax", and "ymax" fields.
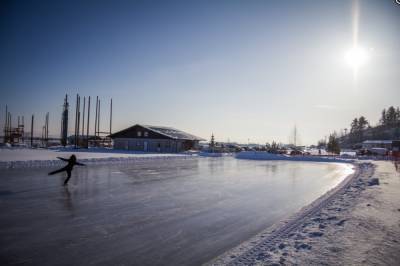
[{"xmin": 109, "ymin": 124, "xmax": 204, "ymax": 153}]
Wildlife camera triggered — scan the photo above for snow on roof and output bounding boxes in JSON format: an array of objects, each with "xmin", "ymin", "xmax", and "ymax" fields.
[{"xmin": 141, "ymin": 125, "xmax": 205, "ymax": 141}]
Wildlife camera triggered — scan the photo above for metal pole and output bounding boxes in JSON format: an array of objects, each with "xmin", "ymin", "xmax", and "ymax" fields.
[
  {"xmin": 44, "ymin": 114, "xmax": 46, "ymax": 146},
  {"xmin": 7, "ymin": 113, "xmax": 10, "ymax": 143},
  {"xmin": 9, "ymin": 113, "xmax": 11, "ymax": 142},
  {"xmin": 75, "ymin": 94, "xmax": 79, "ymax": 148},
  {"xmin": 4, "ymin": 105, "xmax": 7, "ymax": 143},
  {"xmin": 45, "ymin": 113, "xmax": 49, "ymax": 147},
  {"xmin": 94, "ymin": 96, "xmax": 98, "ymax": 140},
  {"xmin": 44, "ymin": 113, "xmax": 47, "ymax": 142},
  {"xmin": 98, "ymin": 99, "xmax": 100, "ymax": 145},
  {"xmin": 60, "ymin": 111, "xmax": 63, "ymax": 140},
  {"xmin": 82, "ymin": 96, "xmax": 85, "ymax": 138},
  {"xmin": 31, "ymin": 115, "xmax": 34, "ymax": 147},
  {"xmin": 77, "ymin": 96, "xmax": 80, "ymax": 148},
  {"xmin": 22, "ymin": 116, "xmax": 24, "ymax": 143},
  {"xmin": 86, "ymin": 96, "xmax": 90, "ymax": 148},
  {"xmin": 74, "ymin": 95, "xmax": 76, "ymax": 147},
  {"xmin": 47, "ymin": 113, "xmax": 49, "ymax": 140},
  {"xmin": 110, "ymin": 98, "xmax": 112, "ymax": 135},
  {"xmin": 42, "ymin": 126, "xmax": 45, "ymax": 146}
]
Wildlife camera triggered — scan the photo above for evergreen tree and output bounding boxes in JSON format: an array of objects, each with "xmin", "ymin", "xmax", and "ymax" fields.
[
  {"xmin": 380, "ymin": 108, "xmax": 386, "ymax": 125},
  {"xmin": 350, "ymin": 118, "xmax": 358, "ymax": 133},
  {"xmin": 350, "ymin": 118, "xmax": 359, "ymax": 142},
  {"xmin": 386, "ymin": 106, "xmax": 397, "ymax": 126},
  {"xmin": 397, "ymin": 107, "xmax": 400, "ymax": 126},
  {"xmin": 317, "ymin": 139, "xmax": 326, "ymax": 148},
  {"xmin": 270, "ymin": 141, "xmax": 279, "ymax": 153},
  {"xmin": 358, "ymin": 116, "xmax": 369, "ymax": 131},
  {"xmin": 265, "ymin": 142, "xmax": 271, "ymax": 150},
  {"xmin": 327, "ymin": 133, "xmax": 340, "ymax": 154},
  {"xmin": 210, "ymin": 134, "xmax": 215, "ymax": 150}
]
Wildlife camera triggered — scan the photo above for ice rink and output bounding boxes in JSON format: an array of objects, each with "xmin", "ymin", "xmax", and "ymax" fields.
[{"xmin": 0, "ymin": 157, "xmax": 351, "ymax": 265}]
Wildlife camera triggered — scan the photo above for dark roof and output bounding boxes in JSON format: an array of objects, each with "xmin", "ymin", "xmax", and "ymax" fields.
[{"xmin": 110, "ymin": 124, "xmax": 205, "ymax": 141}]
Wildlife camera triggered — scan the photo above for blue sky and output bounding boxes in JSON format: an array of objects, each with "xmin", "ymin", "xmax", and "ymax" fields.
[{"xmin": 1, "ymin": 0, "xmax": 399, "ymax": 144}]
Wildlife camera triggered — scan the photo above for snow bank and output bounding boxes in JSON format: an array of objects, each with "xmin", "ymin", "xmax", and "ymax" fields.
[
  {"xmin": 236, "ymin": 151, "xmax": 354, "ymax": 163},
  {"xmin": 210, "ymin": 161, "xmax": 400, "ymax": 265},
  {"xmin": 207, "ymin": 162, "xmax": 365, "ymax": 266},
  {"xmin": 0, "ymin": 148, "xmax": 195, "ymax": 169},
  {"xmin": 198, "ymin": 152, "xmax": 232, "ymax": 157}
]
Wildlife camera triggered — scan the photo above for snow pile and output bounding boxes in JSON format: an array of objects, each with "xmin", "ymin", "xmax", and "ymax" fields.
[
  {"xmin": 0, "ymin": 148, "xmax": 195, "ymax": 169},
  {"xmin": 236, "ymin": 151, "xmax": 354, "ymax": 163},
  {"xmin": 198, "ymin": 152, "xmax": 232, "ymax": 157}
]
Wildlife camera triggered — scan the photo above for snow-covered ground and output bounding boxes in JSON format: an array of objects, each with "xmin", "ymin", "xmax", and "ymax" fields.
[
  {"xmin": 208, "ymin": 161, "xmax": 400, "ymax": 265},
  {"xmin": 0, "ymin": 147, "xmax": 194, "ymax": 169},
  {"xmin": 198, "ymin": 152, "xmax": 233, "ymax": 157}
]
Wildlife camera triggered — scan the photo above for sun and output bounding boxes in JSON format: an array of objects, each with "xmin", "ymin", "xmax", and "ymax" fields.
[{"xmin": 345, "ymin": 46, "xmax": 368, "ymax": 69}]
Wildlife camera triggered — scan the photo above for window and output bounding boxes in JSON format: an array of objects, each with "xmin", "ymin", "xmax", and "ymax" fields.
[
  {"xmin": 137, "ymin": 131, "xmax": 142, "ymax": 137},
  {"xmin": 144, "ymin": 131, "xmax": 148, "ymax": 137}
]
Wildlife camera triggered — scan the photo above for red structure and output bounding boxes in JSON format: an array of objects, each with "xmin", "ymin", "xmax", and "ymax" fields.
[{"xmin": 392, "ymin": 140, "xmax": 400, "ymax": 158}]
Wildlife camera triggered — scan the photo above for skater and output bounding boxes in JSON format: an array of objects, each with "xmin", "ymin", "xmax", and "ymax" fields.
[{"xmin": 48, "ymin": 155, "xmax": 86, "ymax": 185}]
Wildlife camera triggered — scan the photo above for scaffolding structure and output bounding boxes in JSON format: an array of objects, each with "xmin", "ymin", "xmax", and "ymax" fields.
[
  {"xmin": 2, "ymin": 93, "xmax": 113, "ymax": 148},
  {"xmin": 3, "ymin": 105, "xmax": 25, "ymax": 145},
  {"xmin": 91, "ymin": 97, "xmax": 112, "ymax": 147},
  {"xmin": 70, "ymin": 94, "xmax": 112, "ymax": 148}
]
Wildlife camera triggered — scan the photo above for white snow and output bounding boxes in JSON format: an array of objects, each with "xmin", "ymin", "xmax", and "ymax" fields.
[
  {"xmin": 236, "ymin": 151, "xmax": 354, "ymax": 163},
  {"xmin": 208, "ymin": 161, "xmax": 400, "ymax": 265},
  {"xmin": 0, "ymin": 147, "xmax": 194, "ymax": 169},
  {"xmin": 198, "ymin": 152, "xmax": 232, "ymax": 157}
]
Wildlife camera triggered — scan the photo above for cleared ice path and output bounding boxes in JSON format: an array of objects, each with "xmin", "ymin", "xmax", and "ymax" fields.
[{"xmin": 0, "ymin": 157, "xmax": 353, "ymax": 265}]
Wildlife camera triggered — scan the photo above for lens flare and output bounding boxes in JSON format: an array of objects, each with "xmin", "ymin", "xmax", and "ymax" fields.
[{"xmin": 345, "ymin": 46, "xmax": 368, "ymax": 69}]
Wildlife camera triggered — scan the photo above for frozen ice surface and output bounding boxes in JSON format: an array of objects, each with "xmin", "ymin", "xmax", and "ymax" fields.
[{"xmin": 0, "ymin": 157, "xmax": 352, "ymax": 265}]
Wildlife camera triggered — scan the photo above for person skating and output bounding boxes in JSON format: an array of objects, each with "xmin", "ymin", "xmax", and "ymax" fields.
[{"xmin": 48, "ymin": 155, "xmax": 86, "ymax": 185}]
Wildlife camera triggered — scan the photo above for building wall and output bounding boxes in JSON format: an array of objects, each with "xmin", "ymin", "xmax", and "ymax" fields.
[
  {"xmin": 362, "ymin": 141, "xmax": 393, "ymax": 150},
  {"xmin": 114, "ymin": 138, "xmax": 196, "ymax": 153}
]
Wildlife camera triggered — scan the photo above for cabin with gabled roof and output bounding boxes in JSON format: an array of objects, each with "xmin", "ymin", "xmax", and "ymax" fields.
[{"xmin": 109, "ymin": 124, "xmax": 205, "ymax": 152}]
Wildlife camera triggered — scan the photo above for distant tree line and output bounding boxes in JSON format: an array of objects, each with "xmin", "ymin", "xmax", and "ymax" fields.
[
  {"xmin": 319, "ymin": 106, "xmax": 400, "ymax": 152},
  {"xmin": 326, "ymin": 133, "xmax": 340, "ymax": 154},
  {"xmin": 349, "ymin": 116, "xmax": 369, "ymax": 143},
  {"xmin": 265, "ymin": 141, "xmax": 282, "ymax": 153},
  {"xmin": 380, "ymin": 106, "xmax": 400, "ymax": 127}
]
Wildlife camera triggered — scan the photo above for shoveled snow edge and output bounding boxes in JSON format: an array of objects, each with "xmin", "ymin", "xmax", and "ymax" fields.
[{"xmin": 206, "ymin": 162, "xmax": 365, "ymax": 265}]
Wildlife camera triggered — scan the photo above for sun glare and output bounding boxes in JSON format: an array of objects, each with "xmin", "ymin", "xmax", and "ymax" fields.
[{"xmin": 345, "ymin": 46, "xmax": 368, "ymax": 69}]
